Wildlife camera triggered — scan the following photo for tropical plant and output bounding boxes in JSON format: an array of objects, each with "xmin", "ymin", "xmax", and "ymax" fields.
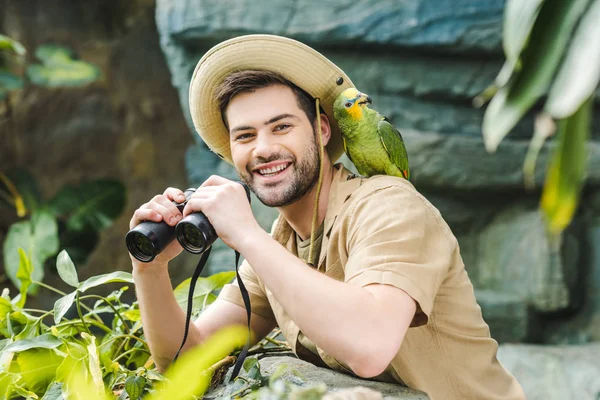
[
  {"xmin": 0, "ymin": 35, "xmax": 101, "ymax": 100},
  {"xmin": 0, "ymin": 169, "xmax": 126, "ymax": 293},
  {"xmin": 0, "ymin": 249, "xmax": 250, "ymax": 399},
  {"xmin": 477, "ymin": 0, "xmax": 600, "ymax": 236}
]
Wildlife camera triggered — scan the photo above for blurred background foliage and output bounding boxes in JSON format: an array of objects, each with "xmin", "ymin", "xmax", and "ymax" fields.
[
  {"xmin": 1, "ymin": 35, "xmax": 126, "ymax": 294},
  {"xmin": 479, "ymin": 0, "xmax": 600, "ymax": 237}
]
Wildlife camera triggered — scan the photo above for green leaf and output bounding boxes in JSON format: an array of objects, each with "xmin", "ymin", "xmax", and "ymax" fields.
[
  {"xmin": 34, "ymin": 45, "xmax": 72, "ymax": 64},
  {"xmin": 53, "ymin": 292, "xmax": 77, "ymax": 324},
  {"xmin": 62, "ymin": 364, "xmax": 112, "ymax": 400},
  {"xmin": 26, "ymin": 44, "xmax": 100, "ymax": 88},
  {"xmin": 49, "ymin": 179, "xmax": 126, "ymax": 232},
  {"xmin": 0, "ymin": 339, "xmax": 15, "ymax": 372},
  {"xmin": 4, "ymin": 311, "xmax": 30, "ymax": 337},
  {"xmin": 0, "ymin": 34, "xmax": 26, "ymax": 56},
  {"xmin": 81, "ymin": 333, "xmax": 103, "ymax": 392},
  {"xmin": 482, "ymin": 0, "xmax": 590, "ymax": 152},
  {"xmin": 125, "ymin": 375, "xmax": 146, "ymax": 400},
  {"xmin": 15, "ymin": 320, "xmax": 42, "ymax": 341},
  {"xmin": 15, "ymin": 248, "xmax": 33, "ymax": 308},
  {"xmin": 77, "ymin": 271, "xmax": 133, "ymax": 293},
  {"xmin": 55, "ymin": 342, "xmax": 88, "ymax": 386},
  {"xmin": 545, "ymin": 0, "xmax": 600, "ymax": 118},
  {"xmin": 0, "ymin": 168, "xmax": 43, "ymax": 213},
  {"xmin": 3, "ymin": 334, "xmax": 62, "ymax": 353},
  {"xmin": 147, "ymin": 326, "xmax": 248, "ymax": 400},
  {"xmin": 496, "ymin": 0, "xmax": 546, "ymax": 87},
  {"xmin": 0, "ymin": 70, "xmax": 24, "ymax": 91},
  {"xmin": 3, "ymin": 209, "xmax": 59, "ymax": 292},
  {"xmin": 174, "ymin": 271, "xmax": 235, "ymax": 311},
  {"xmin": 16, "ymin": 348, "xmax": 64, "ymax": 395},
  {"xmin": 41, "ymin": 382, "xmax": 65, "ymax": 400},
  {"xmin": 243, "ymin": 357, "xmax": 263, "ymax": 381},
  {"xmin": 541, "ymin": 97, "xmax": 592, "ymax": 235},
  {"xmin": 56, "ymin": 250, "xmax": 79, "ymax": 288},
  {"xmin": 12, "ymin": 383, "xmax": 39, "ymax": 400},
  {"xmin": 0, "ymin": 297, "xmax": 13, "ymax": 321},
  {"xmin": 122, "ymin": 309, "xmax": 141, "ymax": 322},
  {"xmin": 0, "ymin": 372, "xmax": 20, "ymax": 399}
]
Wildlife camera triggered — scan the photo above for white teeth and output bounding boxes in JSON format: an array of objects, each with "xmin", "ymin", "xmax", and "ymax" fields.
[{"xmin": 258, "ymin": 164, "xmax": 288, "ymax": 175}]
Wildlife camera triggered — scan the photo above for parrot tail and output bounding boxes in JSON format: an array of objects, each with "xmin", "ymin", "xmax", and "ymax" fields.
[{"xmin": 308, "ymin": 98, "xmax": 325, "ymax": 267}]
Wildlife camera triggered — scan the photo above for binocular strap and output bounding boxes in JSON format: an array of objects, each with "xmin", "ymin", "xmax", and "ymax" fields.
[{"xmin": 172, "ymin": 246, "xmax": 252, "ymax": 383}]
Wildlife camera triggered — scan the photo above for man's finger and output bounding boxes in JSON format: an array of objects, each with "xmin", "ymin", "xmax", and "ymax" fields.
[
  {"xmin": 200, "ymin": 175, "xmax": 232, "ymax": 188},
  {"xmin": 182, "ymin": 197, "xmax": 208, "ymax": 218},
  {"xmin": 163, "ymin": 187, "xmax": 187, "ymax": 202},
  {"xmin": 130, "ymin": 208, "xmax": 162, "ymax": 229}
]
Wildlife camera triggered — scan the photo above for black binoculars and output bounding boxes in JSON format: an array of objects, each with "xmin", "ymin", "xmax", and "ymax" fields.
[{"xmin": 126, "ymin": 182, "xmax": 250, "ymax": 262}]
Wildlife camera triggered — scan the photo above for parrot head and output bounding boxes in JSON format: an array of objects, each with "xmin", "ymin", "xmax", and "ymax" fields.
[{"xmin": 333, "ymin": 88, "xmax": 373, "ymax": 122}]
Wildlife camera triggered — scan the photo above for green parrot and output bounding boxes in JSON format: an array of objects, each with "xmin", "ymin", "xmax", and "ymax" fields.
[{"xmin": 333, "ymin": 88, "xmax": 410, "ymax": 180}]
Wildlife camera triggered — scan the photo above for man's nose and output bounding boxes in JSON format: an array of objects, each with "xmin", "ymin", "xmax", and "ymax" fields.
[{"xmin": 253, "ymin": 131, "xmax": 278, "ymax": 158}]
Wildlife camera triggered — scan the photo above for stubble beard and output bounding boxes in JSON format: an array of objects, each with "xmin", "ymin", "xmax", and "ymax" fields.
[{"xmin": 239, "ymin": 135, "xmax": 320, "ymax": 208}]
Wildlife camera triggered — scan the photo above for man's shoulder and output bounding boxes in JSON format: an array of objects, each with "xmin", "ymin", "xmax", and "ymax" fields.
[{"xmin": 349, "ymin": 173, "xmax": 423, "ymax": 207}]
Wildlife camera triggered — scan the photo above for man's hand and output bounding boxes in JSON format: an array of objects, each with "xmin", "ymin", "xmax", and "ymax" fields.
[
  {"xmin": 182, "ymin": 175, "xmax": 261, "ymax": 251},
  {"xmin": 129, "ymin": 187, "xmax": 188, "ymax": 267}
]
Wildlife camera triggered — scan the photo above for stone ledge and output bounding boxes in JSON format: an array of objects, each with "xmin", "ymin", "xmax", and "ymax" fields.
[{"xmin": 205, "ymin": 356, "xmax": 429, "ymax": 399}]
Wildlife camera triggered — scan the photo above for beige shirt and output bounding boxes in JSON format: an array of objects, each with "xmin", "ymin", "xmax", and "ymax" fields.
[{"xmin": 218, "ymin": 164, "xmax": 525, "ymax": 400}]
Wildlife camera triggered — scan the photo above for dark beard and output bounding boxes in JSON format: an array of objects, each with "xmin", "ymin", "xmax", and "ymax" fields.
[{"xmin": 240, "ymin": 136, "xmax": 320, "ymax": 207}]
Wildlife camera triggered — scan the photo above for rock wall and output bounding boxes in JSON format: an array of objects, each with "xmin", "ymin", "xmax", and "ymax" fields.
[{"xmin": 155, "ymin": 0, "xmax": 600, "ymax": 344}]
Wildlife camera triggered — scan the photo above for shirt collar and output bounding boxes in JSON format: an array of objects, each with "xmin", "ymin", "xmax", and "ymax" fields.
[{"xmin": 271, "ymin": 163, "xmax": 362, "ymax": 264}]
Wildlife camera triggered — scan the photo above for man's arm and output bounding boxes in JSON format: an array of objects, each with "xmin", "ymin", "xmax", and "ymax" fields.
[
  {"xmin": 183, "ymin": 178, "xmax": 418, "ymax": 378},
  {"xmin": 133, "ymin": 262, "xmax": 276, "ymax": 372},
  {"xmin": 237, "ymin": 231, "xmax": 416, "ymax": 378},
  {"xmin": 130, "ymin": 188, "xmax": 276, "ymax": 372}
]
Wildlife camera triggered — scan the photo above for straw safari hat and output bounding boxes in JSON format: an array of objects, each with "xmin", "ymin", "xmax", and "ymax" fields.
[{"xmin": 188, "ymin": 34, "xmax": 355, "ymax": 165}]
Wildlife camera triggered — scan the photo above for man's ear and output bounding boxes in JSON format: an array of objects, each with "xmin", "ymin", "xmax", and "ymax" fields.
[{"xmin": 317, "ymin": 112, "xmax": 332, "ymax": 147}]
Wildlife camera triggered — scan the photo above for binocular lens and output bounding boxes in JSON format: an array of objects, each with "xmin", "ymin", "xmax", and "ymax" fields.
[
  {"xmin": 126, "ymin": 231, "xmax": 156, "ymax": 262},
  {"xmin": 176, "ymin": 221, "xmax": 207, "ymax": 253}
]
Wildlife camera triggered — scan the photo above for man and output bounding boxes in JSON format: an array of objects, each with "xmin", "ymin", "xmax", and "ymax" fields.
[{"xmin": 131, "ymin": 35, "xmax": 525, "ymax": 399}]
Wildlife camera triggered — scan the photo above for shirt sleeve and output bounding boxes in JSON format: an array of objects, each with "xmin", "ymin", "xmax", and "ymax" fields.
[
  {"xmin": 217, "ymin": 259, "xmax": 277, "ymax": 322},
  {"xmin": 343, "ymin": 183, "xmax": 455, "ymax": 326}
]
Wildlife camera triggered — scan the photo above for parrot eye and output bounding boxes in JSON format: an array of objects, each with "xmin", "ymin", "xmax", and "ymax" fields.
[{"xmin": 344, "ymin": 102, "xmax": 352, "ymax": 108}]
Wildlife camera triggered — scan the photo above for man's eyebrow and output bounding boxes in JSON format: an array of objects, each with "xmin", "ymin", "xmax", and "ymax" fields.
[
  {"xmin": 230, "ymin": 113, "xmax": 300, "ymax": 134},
  {"xmin": 231, "ymin": 125, "xmax": 254, "ymax": 134},
  {"xmin": 265, "ymin": 113, "xmax": 300, "ymax": 125}
]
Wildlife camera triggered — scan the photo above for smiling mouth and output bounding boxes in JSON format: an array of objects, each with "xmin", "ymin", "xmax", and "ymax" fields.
[{"xmin": 255, "ymin": 163, "xmax": 291, "ymax": 177}]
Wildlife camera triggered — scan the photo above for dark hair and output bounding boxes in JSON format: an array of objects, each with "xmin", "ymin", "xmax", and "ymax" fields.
[{"xmin": 214, "ymin": 70, "xmax": 318, "ymax": 129}]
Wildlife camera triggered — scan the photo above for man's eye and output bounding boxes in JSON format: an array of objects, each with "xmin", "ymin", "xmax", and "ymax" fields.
[
  {"xmin": 275, "ymin": 124, "xmax": 290, "ymax": 131},
  {"xmin": 235, "ymin": 133, "xmax": 253, "ymax": 141}
]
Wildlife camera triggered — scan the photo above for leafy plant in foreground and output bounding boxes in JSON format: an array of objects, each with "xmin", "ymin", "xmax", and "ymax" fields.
[{"xmin": 0, "ymin": 249, "xmax": 247, "ymax": 399}]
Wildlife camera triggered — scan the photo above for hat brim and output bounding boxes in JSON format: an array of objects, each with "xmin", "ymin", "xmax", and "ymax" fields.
[{"xmin": 188, "ymin": 34, "xmax": 354, "ymax": 165}]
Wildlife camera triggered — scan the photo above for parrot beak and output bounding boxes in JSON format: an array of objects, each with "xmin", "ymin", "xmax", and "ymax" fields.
[{"xmin": 357, "ymin": 92, "xmax": 372, "ymax": 106}]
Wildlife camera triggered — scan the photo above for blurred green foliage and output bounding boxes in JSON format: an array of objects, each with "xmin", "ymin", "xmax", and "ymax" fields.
[
  {"xmin": 1, "ymin": 169, "xmax": 126, "ymax": 292},
  {"xmin": 478, "ymin": 0, "xmax": 600, "ymax": 236},
  {"xmin": 0, "ymin": 35, "xmax": 122, "ymax": 290},
  {"xmin": 0, "ymin": 36, "xmax": 100, "ymax": 99}
]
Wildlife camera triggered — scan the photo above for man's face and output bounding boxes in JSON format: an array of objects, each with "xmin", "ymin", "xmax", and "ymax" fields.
[{"xmin": 226, "ymin": 85, "xmax": 320, "ymax": 207}]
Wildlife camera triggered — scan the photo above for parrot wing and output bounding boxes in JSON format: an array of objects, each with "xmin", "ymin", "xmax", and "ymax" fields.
[
  {"xmin": 342, "ymin": 135, "xmax": 355, "ymax": 165},
  {"xmin": 378, "ymin": 117, "xmax": 410, "ymax": 180}
]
